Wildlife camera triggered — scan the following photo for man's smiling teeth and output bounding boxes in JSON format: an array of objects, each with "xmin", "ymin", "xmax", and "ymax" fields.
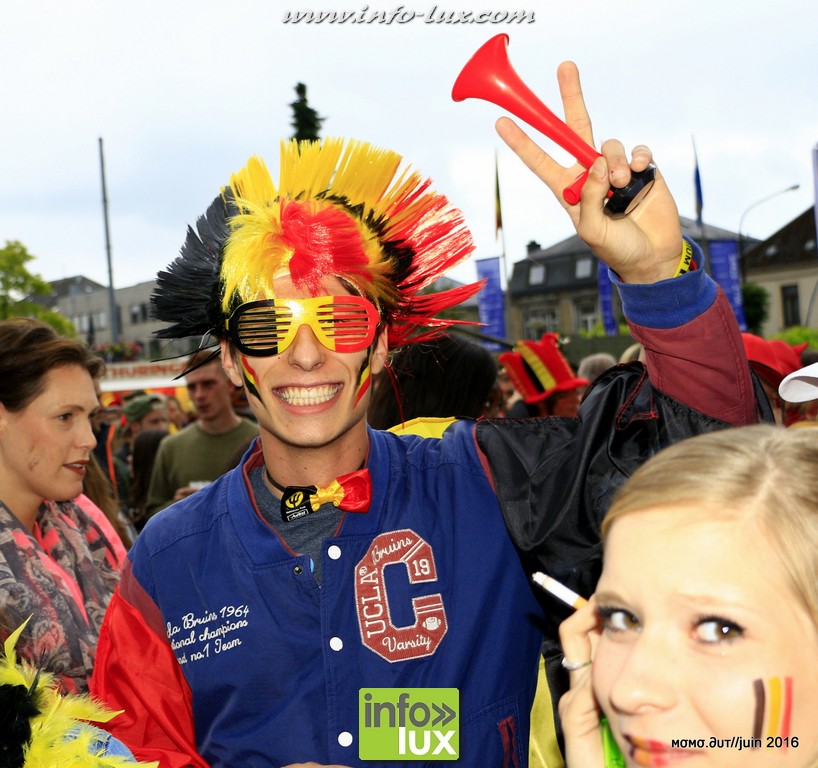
[{"xmin": 276, "ymin": 384, "xmax": 341, "ymax": 406}]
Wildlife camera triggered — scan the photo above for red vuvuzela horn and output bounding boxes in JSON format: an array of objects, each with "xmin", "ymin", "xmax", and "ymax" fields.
[{"xmin": 452, "ymin": 35, "xmax": 653, "ymax": 213}]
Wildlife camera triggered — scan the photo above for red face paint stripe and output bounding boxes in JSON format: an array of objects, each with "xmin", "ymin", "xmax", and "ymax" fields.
[
  {"xmin": 780, "ymin": 676, "xmax": 793, "ymax": 740},
  {"xmin": 240, "ymin": 355, "xmax": 261, "ymax": 399}
]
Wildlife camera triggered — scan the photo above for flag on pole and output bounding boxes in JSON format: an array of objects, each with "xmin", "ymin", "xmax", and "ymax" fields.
[
  {"xmin": 475, "ymin": 256, "xmax": 506, "ymax": 350},
  {"xmin": 494, "ymin": 151, "xmax": 503, "ymax": 239},
  {"xmin": 692, "ymin": 137, "xmax": 704, "ymax": 227}
]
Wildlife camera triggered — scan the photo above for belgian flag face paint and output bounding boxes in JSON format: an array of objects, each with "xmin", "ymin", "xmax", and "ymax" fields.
[
  {"xmin": 752, "ymin": 677, "xmax": 793, "ymax": 742},
  {"xmin": 354, "ymin": 360, "xmax": 372, "ymax": 407},
  {"xmin": 240, "ymin": 355, "xmax": 261, "ymax": 400}
]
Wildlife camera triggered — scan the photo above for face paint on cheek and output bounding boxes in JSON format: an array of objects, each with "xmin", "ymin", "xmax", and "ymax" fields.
[
  {"xmin": 354, "ymin": 361, "xmax": 372, "ymax": 407},
  {"xmin": 752, "ymin": 676, "xmax": 793, "ymax": 741},
  {"xmin": 240, "ymin": 355, "xmax": 261, "ymax": 400}
]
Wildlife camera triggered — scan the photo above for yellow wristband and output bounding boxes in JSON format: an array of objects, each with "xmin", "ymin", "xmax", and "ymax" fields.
[{"xmin": 674, "ymin": 240, "xmax": 695, "ymax": 277}]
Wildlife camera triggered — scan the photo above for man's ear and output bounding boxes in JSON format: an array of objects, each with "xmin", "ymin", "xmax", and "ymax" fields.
[
  {"xmin": 219, "ymin": 339, "xmax": 245, "ymax": 388},
  {"xmin": 371, "ymin": 327, "xmax": 389, "ymax": 376}
]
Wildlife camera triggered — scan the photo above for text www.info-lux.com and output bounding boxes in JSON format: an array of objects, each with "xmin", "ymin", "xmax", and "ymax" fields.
[{"xmin": 282, "ymin": 6, "xmax": 536, "ymax": 24}]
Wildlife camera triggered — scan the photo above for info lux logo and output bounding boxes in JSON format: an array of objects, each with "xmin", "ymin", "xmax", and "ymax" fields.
[{"xmin": 359, "ymin": 688, "xmax": 459, "ymax": 760}]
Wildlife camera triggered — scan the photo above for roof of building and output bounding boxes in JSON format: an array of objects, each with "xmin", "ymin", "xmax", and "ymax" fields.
[
  {"xmin": 508, "ymin": 215, "xmax": 757, "ymax": 297},
  {"xmin": 743, "ymin": 207, "xmax": 817, "ymax": 271}
]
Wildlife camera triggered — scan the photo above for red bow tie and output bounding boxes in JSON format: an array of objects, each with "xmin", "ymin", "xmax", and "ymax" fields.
[
  {"xmin": 309, "ymin": 469, "xmax": 372, "ymax": 512},
  {"xmin": 270, "ymin": 468, "xmax": 372, "ymax": 522}
]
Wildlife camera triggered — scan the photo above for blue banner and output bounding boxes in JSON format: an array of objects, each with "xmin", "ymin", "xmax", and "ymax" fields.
[
  {"xmin": 708, "ymin": 239, "xmax": 747, "ymax": 331},
  {"xmin": 597, "ymin": 261, "xmax": 618, "ymax": 336},
  {"xmin": 474, "ymin": 257, "xmax": 506, "ymax": 350}
]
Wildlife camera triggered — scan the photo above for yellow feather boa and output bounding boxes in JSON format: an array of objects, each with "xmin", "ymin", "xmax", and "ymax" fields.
[{"xmin": 0, "ymin": 620, "xmax": 158, "ymax": 768}]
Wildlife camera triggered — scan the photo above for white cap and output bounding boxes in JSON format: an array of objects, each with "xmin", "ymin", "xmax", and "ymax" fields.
[{"xmin": 779, "ymin": 362, "xmax": 818, "ymax": 403}]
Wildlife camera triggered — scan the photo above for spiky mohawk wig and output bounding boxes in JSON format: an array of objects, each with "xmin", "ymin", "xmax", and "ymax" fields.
[{"xmin": 152, "ymin": 138, "xmax": 481, "ymax": 350}]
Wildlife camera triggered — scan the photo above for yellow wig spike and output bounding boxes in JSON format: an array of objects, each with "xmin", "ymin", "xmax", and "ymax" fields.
[
  {"xmin": 230, "ymin": 156, "xmax": 278, "ymax": 204},
  {"xmin": 278, "ymin": 138, "xmax": 346, "ymax": 201},
  {"xmin": 324, "ymin": 140, "xmax": 403, "ymax": 209},
  {"xmin": 220, "ymin": 156, "xmax": 288, "ymax": 307},
  {"xmin": 1, "ymin": 620, "xmax": 158, "ymax": 768}
]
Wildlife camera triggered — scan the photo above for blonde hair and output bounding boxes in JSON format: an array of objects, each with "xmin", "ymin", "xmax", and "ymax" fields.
[{"xmin": 602, "ymin": 425, "xmax": 818, "ymax": 624}]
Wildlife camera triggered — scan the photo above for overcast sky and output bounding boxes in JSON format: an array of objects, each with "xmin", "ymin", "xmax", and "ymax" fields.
[{"xmin": 2, "ymin": 0, "xmax": 816, "ymax": 291}]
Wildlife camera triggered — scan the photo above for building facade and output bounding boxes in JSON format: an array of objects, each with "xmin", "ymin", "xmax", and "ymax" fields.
[
  {"xmin": 42, "ymin": 277, "xmax": 193, "ymax": 361},
  {"xmin": 743, "ymin": 207, "xmax": 818, "ymax": 337},
  {"xmin": 506, "ymin": 217, "xmax": 748, "ymax": 341}
]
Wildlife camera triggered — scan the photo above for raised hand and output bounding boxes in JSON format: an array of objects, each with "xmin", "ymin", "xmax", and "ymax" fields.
[{"xmin": 496, "ymin": 61, "xmax": 684, "ymax": 285}]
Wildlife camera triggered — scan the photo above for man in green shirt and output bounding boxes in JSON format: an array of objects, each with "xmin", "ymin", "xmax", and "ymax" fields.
[{"xmin": 146, "ymin": 351, "xmax": 258, "ymax": 516}]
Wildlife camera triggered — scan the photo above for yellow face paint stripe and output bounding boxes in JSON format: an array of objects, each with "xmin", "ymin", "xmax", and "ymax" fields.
[
  {"xmin": 766, "ymin": 676, "xmax": 782, "ymax": 739},
  {"xmin": 354, "ymin": 362, "xmax": 372, "ymax": 406}
]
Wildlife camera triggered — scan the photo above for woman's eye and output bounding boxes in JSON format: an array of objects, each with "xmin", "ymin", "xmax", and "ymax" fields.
[
  {"xmin": 695, "ymin": 617, "xmax": 744, "ymax": 643},
  {"xmin": 599, "ymin": 607, "xmax": 640, "ymax": 633}
]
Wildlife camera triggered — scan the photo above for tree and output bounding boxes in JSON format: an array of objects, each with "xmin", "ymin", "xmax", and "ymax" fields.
[
  {"xmin": 0, "ymin": 240, "xmax": 76, "ymax": 335},
  {"xmin": 773, "ymin": 326, "xmax": 818, "ymax": 350},
  {"xmin": 289, "ymin": 82, "xmax": 325, "ymax": 142},
  {"xmin": 741, "ymin": 281, "xmax": 770, "ymax": 336}
]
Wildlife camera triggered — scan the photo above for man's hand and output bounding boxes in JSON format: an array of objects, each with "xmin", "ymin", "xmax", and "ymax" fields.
[
  {"xmin": 495, "ymin": 61, "xmax": 684, "ymax": 285},
  {"xmin": 172, "ymin": 484, "xmax": 207, "ymax": 504}
]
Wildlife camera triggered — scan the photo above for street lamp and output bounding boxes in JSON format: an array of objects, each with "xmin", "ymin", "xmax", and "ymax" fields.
[{"xmin": 738, "ymin": 183, "xmax": 800, "ymax": 282}]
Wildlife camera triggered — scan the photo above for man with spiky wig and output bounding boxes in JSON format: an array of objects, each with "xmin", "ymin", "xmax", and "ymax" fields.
[{"xmin": 91, "ymin": 68, "xmax": 758, "ymax": 768}]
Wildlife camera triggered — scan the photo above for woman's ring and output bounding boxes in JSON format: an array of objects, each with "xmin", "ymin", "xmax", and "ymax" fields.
[{"xmin": 561, "ymin": 657, "xmax": 592, "ymax": 671}]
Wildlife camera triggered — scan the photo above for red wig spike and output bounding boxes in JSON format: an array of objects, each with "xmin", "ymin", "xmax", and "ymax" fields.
[{"xmin": 282, "ymin": 200, "xmax": 374, "ymax": 295}]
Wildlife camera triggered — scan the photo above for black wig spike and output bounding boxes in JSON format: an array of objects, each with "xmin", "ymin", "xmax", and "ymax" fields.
[{"xmin": 151, "ymin": 193, "xmax": 234, "ymax": 341}]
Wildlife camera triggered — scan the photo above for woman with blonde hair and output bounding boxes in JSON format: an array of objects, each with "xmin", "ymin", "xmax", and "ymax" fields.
[
  {"xmin": 559, "ymin": 424, "xmax": 818, "ymax": 767},
  {"xmin": 0, "ymin": 318, "xmax": 125, "ymax": 694}
]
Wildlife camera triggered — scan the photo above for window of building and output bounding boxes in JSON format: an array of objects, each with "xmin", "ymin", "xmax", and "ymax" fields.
[
  {"xmin": 574, "ymin": 299, "xmax": 598, "ymax": 333},
  {"xmin": 522, "ymin": 306, "xmax": 558, "ymax": 338},
  {"xmin": 130, "ymin": 304, "xmax": 141, "ymax": 324},
  {"xmin": 781, "ymin": 284, "xmax": 800, "ymax": 327},
  {"xmin": 529, "ymin": 264, "xmax": 545, "ymax": 285},
  {"xmin": 575, "ymin": 257, "xmax": 592, "ymax": 279}
]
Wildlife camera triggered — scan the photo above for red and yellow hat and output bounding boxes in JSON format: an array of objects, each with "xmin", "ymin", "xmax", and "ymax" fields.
[{"xmin": 499, "ymin": 333, "xmax": 588, "ymax": 405}]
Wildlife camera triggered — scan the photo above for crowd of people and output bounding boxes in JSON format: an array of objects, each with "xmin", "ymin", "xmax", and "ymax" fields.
[{"xmin": 1, "ymin": 62, "xmax": 817, "ymax": 768}]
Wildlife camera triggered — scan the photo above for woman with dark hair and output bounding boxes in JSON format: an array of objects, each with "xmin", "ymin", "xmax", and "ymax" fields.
[
  {"xmin": 367, "ymin": 333, "xmax": 501, "ymax": 429},
  {"xmin": 0, "ymin": 318, "xmax": 125, "ymax": 693}
]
